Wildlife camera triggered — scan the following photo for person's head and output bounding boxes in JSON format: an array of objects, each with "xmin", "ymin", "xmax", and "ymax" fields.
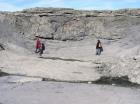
[
  {"xmin": 35, "ymin": 36, "xmax": 38, "ymax": 38},
  {"xmin": 97, "ymin": 39, "xmax": 100, "ymax": 43},
  {"xmin": 35, "ymin": 34, "xmax": 40, "ymax": 39}
]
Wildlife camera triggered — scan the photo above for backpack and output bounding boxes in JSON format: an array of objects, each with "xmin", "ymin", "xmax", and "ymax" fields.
[
  {"xmin": 42, "ymin": 43, "xmax": 45, "ymax": 50},
  {"xmin": 101, "ymin": 47, "xmax": 103, "ymax": 52}
]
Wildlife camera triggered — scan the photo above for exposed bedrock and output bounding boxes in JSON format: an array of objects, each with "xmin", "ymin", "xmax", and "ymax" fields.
[
  {"xmin": 0, "ymin": 8, "xmax": 140, "ymax": 85},
  {"xmin": 0, "ymin": 8, "xmax": 140, "ymax": 41}
]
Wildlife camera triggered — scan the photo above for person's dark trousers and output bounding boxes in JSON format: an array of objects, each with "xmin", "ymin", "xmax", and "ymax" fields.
[{"xmin": 96, "ymin": 48, "xmax": 101, "ymax": 55}]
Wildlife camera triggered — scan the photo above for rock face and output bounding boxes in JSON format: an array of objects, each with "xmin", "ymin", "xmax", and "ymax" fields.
[
  {"xmin": 0, "ymin": 8, "xmax": 140, "ymax": 85},
  {"xmin": 0, "ymin": 8, "xmax": 140, "ymax": 41}
]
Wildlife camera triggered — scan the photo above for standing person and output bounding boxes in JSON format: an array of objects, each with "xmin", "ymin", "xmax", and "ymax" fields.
[
  {"xmin": 35, "ymin": 36, "xmax": 41, "ymax": 53},
  {"xmin": 39, "ymin": 43, "xmax": 45, "ymax": 56},
  {"xmin": 96, "ymin": 39, "xmax": 103, "ymax": 55}
]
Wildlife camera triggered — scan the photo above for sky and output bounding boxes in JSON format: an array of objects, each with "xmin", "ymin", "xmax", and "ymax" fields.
[{"xmin": 0, "ymin": 0, "xmax": 140, "ymax": 11}]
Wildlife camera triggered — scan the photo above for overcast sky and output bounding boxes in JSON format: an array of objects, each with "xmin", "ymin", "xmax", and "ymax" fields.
[{"xmin": 0, "ymin": 0, "xmax": 140, "ymax": 11}]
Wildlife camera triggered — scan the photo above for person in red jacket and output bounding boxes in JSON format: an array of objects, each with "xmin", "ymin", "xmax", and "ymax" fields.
[{"xmin": 35, "ymin": 37, "xmax": 41, "ymax": 53}]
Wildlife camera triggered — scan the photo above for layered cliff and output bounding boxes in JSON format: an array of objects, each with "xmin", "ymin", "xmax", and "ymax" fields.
[{"xmin": 0, "ymin": 8, "xmax": 140, "ymax": 41}]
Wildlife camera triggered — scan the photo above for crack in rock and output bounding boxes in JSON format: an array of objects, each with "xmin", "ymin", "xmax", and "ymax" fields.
[
  {"xmin": 39, "ymin": 57, "xmax": 86, "ymax": 62},
  {"xmin": 72, "ymin": 72, "xmax": 83, "ymax": 74}
]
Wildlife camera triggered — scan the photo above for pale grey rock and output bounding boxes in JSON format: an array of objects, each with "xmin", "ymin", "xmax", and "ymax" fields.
[
  {"xmin": 0, "ymin": 8, "xmax": 140, "ymax": 41},
  {"xmin": 0, "ymin": 8, "xmax": 140, "ymax": 85}
]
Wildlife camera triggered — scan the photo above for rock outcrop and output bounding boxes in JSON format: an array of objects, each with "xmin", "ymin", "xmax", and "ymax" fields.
[
  {"xmin": 0, "ymin": 8, "xmax": 140, "ymax": 85},
  {"xmin": 0, "ymin": 8, "xmax": 140, "ymax": 41}
]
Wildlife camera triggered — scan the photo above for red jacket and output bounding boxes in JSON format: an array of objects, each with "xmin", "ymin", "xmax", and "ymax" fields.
[{"xmin": 36, "ymin": 39, "xmax": 41, "ymax": 49}]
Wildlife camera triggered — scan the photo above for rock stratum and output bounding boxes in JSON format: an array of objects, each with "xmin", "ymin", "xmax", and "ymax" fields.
[{"xmin": 0, "ymin": 8, "xmax": 140, "ymax": 85}]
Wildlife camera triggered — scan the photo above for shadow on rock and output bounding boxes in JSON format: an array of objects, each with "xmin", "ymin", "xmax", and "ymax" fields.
[
  {"xmin": 94, "ymin": 76, "xmax": 140, "ymax": 88},
  {"xmin": 40, "ymin": 56, "xmax": 85, "ymax": 62},
  {"xmin": 0, "ymin": 70, "xmax": 9, "ymax": 77},
  {"xmin": 0, "ymin": 43, "xmax": 5, "ymax": 51}
]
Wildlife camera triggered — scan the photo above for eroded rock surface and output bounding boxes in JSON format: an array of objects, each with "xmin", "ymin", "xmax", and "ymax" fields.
[
  {"xmin": 0, "ymin": 8, "xmax": 140, "ymax": 85},
  {"xmin": 0, "ymin": 8, "xmax": 140, "ymax": 40}
]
